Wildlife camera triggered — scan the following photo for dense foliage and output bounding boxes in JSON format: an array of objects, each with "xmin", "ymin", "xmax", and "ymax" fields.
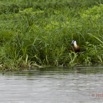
[{"xmin": 0, "ymin": 0, "xmax": 103, "ymax": 70}]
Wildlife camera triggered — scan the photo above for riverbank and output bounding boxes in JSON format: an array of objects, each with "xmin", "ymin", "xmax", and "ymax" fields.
[{"xmin": 0, "ymin": 0, "xmax": 103, "ymax": 71}]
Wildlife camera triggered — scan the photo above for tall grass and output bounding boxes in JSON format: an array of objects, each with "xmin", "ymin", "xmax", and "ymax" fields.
[{"xmin": 0, "ymin": 0, "xmax": 103, "ymax": 70}]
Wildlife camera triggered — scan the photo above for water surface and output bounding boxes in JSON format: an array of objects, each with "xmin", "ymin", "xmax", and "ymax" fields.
[{"xmin": 0, "ymin": 67, "xmax": 103, "ymax": 103}]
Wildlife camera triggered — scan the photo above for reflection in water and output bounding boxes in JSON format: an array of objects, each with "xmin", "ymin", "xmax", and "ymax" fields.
[{"xmin": 0, "ymin": 67, "xmax": 103, "ymax": 103}]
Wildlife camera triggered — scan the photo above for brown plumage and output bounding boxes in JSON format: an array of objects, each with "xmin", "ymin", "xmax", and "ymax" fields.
[{"xmin": 71, "ymin": 40, "xmax": 80, "ymax": 52}]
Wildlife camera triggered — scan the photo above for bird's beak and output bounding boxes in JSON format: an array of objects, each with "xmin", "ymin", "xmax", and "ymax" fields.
[{"xmin": 71, "ymin": 40, "xmax": 74, "ymax": 45}]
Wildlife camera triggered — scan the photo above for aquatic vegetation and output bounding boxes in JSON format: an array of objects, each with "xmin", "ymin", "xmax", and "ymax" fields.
[{"xmin": 0, "ymin": 0, "xmax": 103, "ymax": 70}]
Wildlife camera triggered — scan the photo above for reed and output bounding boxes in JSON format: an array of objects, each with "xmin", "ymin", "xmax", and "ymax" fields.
[{"xmin": 0, "ymin": 0, "xmax": 103, "ymax": 70}]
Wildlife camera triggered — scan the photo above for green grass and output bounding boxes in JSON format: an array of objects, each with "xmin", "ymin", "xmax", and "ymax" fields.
[{"xmin": 0, "ymin": 0, "xmax": 103, "ymax": 71}]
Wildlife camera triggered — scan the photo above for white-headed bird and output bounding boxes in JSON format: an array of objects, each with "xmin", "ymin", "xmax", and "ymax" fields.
[{"xmin": 71, "ymin": 40, "xmax": 80, "ymax": 52}]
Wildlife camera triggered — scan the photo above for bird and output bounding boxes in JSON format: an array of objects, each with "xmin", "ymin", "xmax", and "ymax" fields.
[{"xmin": 71, "ymin": 40, "xmax": 80, "ymax": 52}]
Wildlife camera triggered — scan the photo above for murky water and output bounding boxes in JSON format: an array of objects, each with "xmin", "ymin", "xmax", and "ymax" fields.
[{"xmin": 0, "ymin": 67, "xmax": 103, "ymax": 103}]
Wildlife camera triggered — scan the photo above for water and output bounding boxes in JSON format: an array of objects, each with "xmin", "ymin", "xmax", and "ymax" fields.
[{"xmin": 0, "ymin": 67, "xmax": 103, "ymax": 103}]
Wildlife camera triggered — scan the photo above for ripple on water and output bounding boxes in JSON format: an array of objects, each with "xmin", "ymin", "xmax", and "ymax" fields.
[{"xmin": 0, "ymin": 67, "xmax": 103, "ymax": 103}]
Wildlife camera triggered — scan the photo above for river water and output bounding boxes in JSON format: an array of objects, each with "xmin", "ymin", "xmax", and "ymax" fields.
[{"xmin": 0, "ymin": 67, "xmax": 103, "ymax": 103}]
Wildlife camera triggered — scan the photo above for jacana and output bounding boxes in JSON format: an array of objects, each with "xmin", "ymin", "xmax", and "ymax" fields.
[{"xmin": 71, "ymin": 40, "xmax": 80, "ymax": 52}]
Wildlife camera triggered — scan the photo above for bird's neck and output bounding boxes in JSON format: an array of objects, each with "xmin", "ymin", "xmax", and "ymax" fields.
[{"xmin": 74, "ymin": 41, "xmax": 78, "ymax": 48}]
